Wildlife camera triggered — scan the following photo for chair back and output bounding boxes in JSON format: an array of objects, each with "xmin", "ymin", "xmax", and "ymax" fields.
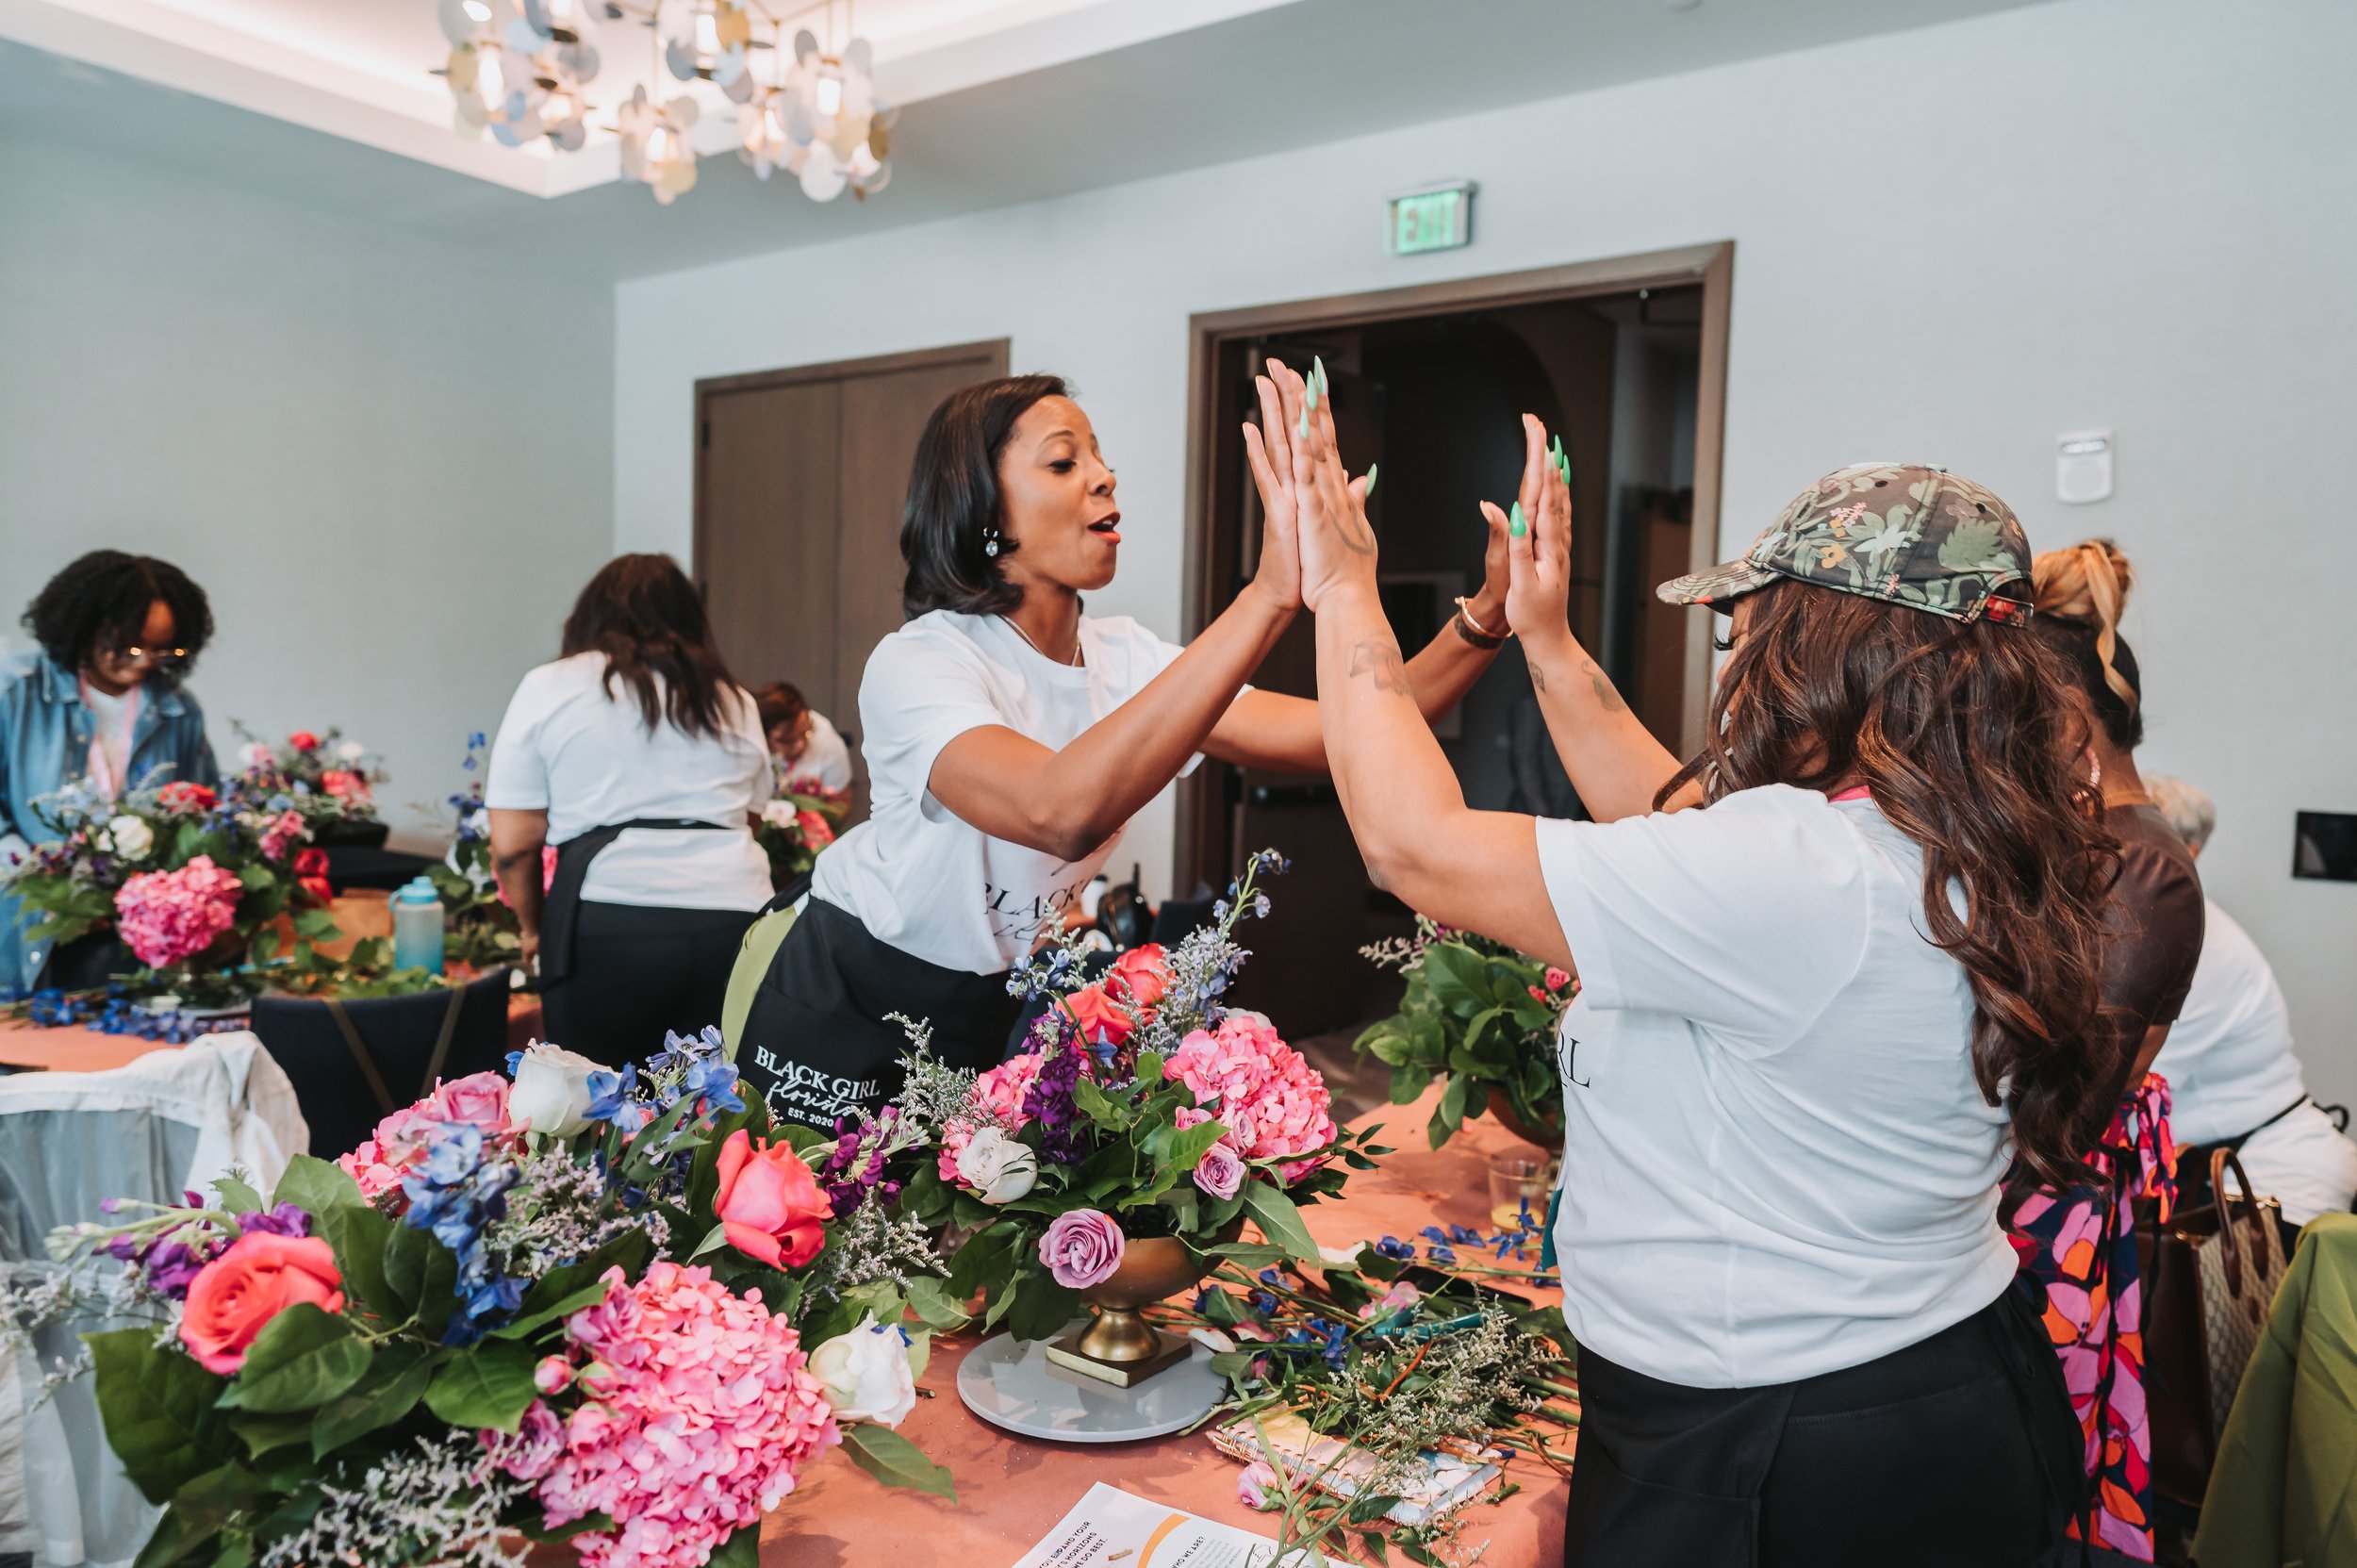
[{"xmin": 250, "ymin": 969, "xmax": 515, "ymax": 1158}]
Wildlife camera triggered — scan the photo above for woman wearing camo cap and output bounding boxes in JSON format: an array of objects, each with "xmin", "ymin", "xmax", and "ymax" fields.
[{"xmin": 1269, "ymin": 352, "xmax": 2106, "ymax": 1567}]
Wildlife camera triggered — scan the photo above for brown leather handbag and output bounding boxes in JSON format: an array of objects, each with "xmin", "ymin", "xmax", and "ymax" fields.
[{"xmin": 2143, "ymin": 1148, "xmax": 2287, "ymax": 1508}]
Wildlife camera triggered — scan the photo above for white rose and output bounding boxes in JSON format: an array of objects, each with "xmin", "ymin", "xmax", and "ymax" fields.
[
  {"xmin": 954, "ymin": 1126, "xmax": 1038, "ymax": 1204},
  {"xmin": 336, "ymin": 740, "xmax": 366, "ymax": 762},
  {"xmin": 105, "ymin": 816, "xmax": 153, "ymax": 861},
  {"xmin": 242, "ymin": 742, "xmax": 273, "ymax": 768},
  {"xmin": 759, "ymin": 799, "xmax": 798, "ymax": 829},
  {"xmin": 507, "ymin": 1042, "xmax": 603, "ymax": 1136},
  {"xmin": 807, "ymin": 1314, "xmax": 918, "ymax": 1428}
]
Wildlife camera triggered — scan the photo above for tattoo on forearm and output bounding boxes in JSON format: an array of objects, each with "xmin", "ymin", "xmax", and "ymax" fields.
[
  {"xmin": 1346, "ymin": 639, "xmax": 1412, "ymax": 697},
  {"xmin": 1366, "ymin": 860, "xmax": 1393, "ymax": 892},
  {"xmin": 1581, "ymin": 660, "xmax": 1628, "ymax": 715},
  {"xmin": 495, "ymin": 849, "xmax": 541, "ymax": 877},
  {"xmin": 1337, "ymin": 509, "xmax": 1376, "ymax": 556},
  {"xmin": 1528, "ymin": 660, "xmax": 1547, "ymax": 693}
]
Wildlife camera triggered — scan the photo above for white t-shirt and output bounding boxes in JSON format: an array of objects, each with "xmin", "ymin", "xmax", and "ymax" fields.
[
  {"xmin": 1536, "ymin": 785, "xmax": 2019, "ymax": 1390},
  {"xmin": 2151, "ymin": 901, "xmax": 2307, "ymax": 1147},
  {"xmin": 810, "ymin": 609, "xmax": 1200, "ymax": 974},
  {"xmin": 776, "ymin": 710, "xmax": 854, "ymax": 794},
  {"xmin": 82, "ymin": 684, "xmax": 136, "ymax": 799},
  {"xmin": 485, "ymin": 652, "xmax": 772, "ymax": 912}
]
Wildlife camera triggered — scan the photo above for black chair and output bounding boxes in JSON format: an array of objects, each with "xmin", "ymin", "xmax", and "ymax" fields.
[{"xmin": 250, "ymin": 968, "xmax": 515, "ymax": 1156}]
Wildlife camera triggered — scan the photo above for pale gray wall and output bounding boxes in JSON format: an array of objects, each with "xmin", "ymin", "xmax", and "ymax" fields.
[
  {"xmin": 0, "ymin": 138, "xmax": 614, "ymax": 843},
  {"xmin": 612, "ymin": 0, "xmax": 2355, "ymax": 1096}
]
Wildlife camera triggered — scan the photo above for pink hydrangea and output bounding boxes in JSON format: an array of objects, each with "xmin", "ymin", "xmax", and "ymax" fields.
[
  {"xmin": 258, "ymin": 809, "xmax": 305, "ymax": 864},
  {"xmin": 1163, "ymin": 1011, "xmax": 1337, "ymax": 1184},
  {"xmin": 112, "ymin": 854, "xmax": 242, "ymax": 969},
  {"xmin": 537, "ymin": 1262, "xmax": 839, "ymax": 1568},
  {"xmin": 936, "ymin": 1050, "xmax": 1049, "ymax": 1181}
]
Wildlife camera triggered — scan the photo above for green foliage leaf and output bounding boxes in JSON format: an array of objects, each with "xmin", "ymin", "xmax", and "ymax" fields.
[
  {"xmin": 87, "ymin": 1328, "xmax": 234, "ymax": 1505},
  {"xmin": 291, "ymin": 907, "xmax": 338, "ymax": 941},
  {"xmin": 904, "ymin": 1275, "xmax": 971, "ymax": 1331},
  {"xmin": 216, "ymin": 1304, "xmax": 369, "ymax": 1413},
  {"xmin": 317, "ymin": 1203, "xmax": 396, "ymax": 1323},
  {"xmin": 311, "ymin": 1342, "xmax": 434, "ymax": 1458},
  {"xmin": 226, "ymin": 1408, "xmax": 311, "ymax": 1462},
  {"xmin": 494, "ymin": 1230, "xmax": 650, "ymax": 1339},
  {"xmin": 947, "ymin": 1221, "xmax": 1019, "ymax": 1303},
  {"xmin": 209, "ymin": 1175, "xmax": 264, "ymax": 1215},
  {"xmin": 1239, "ymin": 1181, "xmax": 1319, "ymax": 1263},
  {"xmin": 421, "ymin": 1338, "xmax": 539, "ymax": 1432},
  {"xmin": 269, "ymin": 1154, "xmax": 364, "ymax": 1218},
  {"xmin": 1005, "ymin": 1269, "xmax": 1080, "ymax": 1344},
  {"xmin": 709, "ymin": 1522, "xmax": 762, "ymax": 1568},
  {"xmin": 842, "ymin": 1421, "xmax": 958, "ymax": 1500},
  {"xmin": 382, "ymin": 1219, "xmax": 459, "ymax": 1329},
  {"xmin": 1418, "ymin": 943, "xmax": 1487, "ymax": 1015}
]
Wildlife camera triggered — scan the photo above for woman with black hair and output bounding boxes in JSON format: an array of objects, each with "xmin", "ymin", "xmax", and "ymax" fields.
[
  {"xmin": 485, "ymin": 553, "xmax": 772, "ymax": 1065},
  {"xmin": 733, "ymin": 370, "xmax": 1513, "ymax": 1127},
  {"xmin": 0, "ymin": 550, "xmax": 220, "ymax": 997}
]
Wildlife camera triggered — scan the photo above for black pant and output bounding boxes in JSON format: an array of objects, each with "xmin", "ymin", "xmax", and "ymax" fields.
[
  {"xmin": 1565, "ymin": 1284, "xmax": 2081, "ymax": 1568},
  {"xmin": 538, "ymin": 900, "xmax": 755, "ymax": 1067}
]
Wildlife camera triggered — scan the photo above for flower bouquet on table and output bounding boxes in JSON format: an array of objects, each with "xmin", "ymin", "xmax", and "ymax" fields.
[
  {"xmin": 1356, "ymin": 917, "xmax": 1577, "ymax": 1150},
  {"xmin": 754, "ymin": 778, "xmax": 849, "ymax": 889},
  {"xmin": 233, "ymin": 722, "xmax": 389, "ymax": 834},
  {"xmin": 1175, "ymin": 1214, "xmax": 1576, "ymax": 1567},
  {"xmin": 41, "ymin": 1025, "xmax": 959, "ymax": 1568},
  {"xmin": 899, "ymin": 850, "xmax": 1383, "ymax": 1376},
  {"xmin": 4, "ymin": 773, "xmax": 327, "ymax": 1014},
  {"xmin": 418, "ymin": 732, "xmax": 527, "ymax": 973}
]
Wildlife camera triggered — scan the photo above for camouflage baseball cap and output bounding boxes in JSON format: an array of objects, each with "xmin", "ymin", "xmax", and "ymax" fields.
[{"xmin": 1658, "ymin": 463, "xmax": 2033, "ymax": 625}]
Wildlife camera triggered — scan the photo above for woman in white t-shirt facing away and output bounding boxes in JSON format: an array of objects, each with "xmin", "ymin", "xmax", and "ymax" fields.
[
  {"xmin": 732, "ymin": 370, "xmax": 1515, "ymax": 1127},
  {"xmin": 486, "ymin": 554, "xmax": 773, "ymax": 1065},
  {"xmin": 1274, "ymin": 360, "xmax": 2116, "ymax": 1565}
]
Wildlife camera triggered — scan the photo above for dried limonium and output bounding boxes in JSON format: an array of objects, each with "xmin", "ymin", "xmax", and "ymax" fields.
[
  {"xmin": 257, "ymin": 1429, "xmax": 530, "ymax": 1568},
  {"xmin": 480, "ymin": 1146, "xmax": 668, "ymax": 1283}
]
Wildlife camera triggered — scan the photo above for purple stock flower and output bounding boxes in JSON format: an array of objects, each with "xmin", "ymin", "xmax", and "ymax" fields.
[
  {"xmin": 143, "ymin": 1241, "xmax": 210, "ymax": 1298},
  {"xmin": 237, "ymin": 1204, "xmax": 312, "ymax": 1239},
  {"xmin": 1021, "ymin": 1039, "xmax": 1088, "ymax": 1165}
]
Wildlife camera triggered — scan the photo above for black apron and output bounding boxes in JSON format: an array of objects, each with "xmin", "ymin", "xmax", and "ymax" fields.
[
  {"xmin": 733, "ymin": 895, "xmax": 1019, "ymax": 1130},
  {"xmin": 538, "ymin": 818, "xmax": 730, "ymax": 985},
  {"xmin": 1562, "ymin": 1283, "xmax": 2081, "ymax": 1567}
]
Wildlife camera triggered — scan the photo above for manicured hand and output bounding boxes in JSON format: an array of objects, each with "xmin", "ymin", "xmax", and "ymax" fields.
[
  {"xmin": 1267, "ymin": 358, "xmax": 1376, "ymax": 613},
  {"xmin": 1240, "ymin": 364, "xmax": 1303, "ymax": 614},
  {"xmin": 1493, "ymin": 414, "xmax": 1573, "ymax": 652}
]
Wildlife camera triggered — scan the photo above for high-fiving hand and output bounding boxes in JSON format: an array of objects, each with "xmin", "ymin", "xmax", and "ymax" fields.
[
  {"xmin": 1245, "ymin": 356, "xmax": 1376, "ymax": 614},
  {"xmin": 1483, "ymin": 414, "xmax": 1574, "ymax": 654}
]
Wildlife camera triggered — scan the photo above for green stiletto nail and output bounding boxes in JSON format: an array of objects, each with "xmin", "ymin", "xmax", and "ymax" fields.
[
  {"xmin": 1364, "ymin": 463, "xmax": 1378, "ymax": 496},
  {"xmin": 1297, "ymin": 405, "xmax": 1311, "ymax": 438},
  {"xmin": 1305, "ymin": 372, "xmax": 1320, "ymax": 414},
  {"xmin": 1313, "ymin": 355, "xmax": 1329, "ymax": 394},
  {"xmin": 1509, "ymin": 501, "xmax": 1527, "ymax": 537}
]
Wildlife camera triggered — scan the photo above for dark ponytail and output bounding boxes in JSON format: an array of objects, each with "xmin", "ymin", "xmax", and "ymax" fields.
[
  {"xmin": 899, "ymin": 373, "xmax": 1069, "ymax": 619},
  {"xmin": 560, "ymin": 553, "xmax": 742, "ymax": 742}
]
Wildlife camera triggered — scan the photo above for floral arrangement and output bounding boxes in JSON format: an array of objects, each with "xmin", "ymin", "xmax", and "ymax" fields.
[
  {"xmin": 754, "ymin": 779, "xmax": 849, "ymax": 889},
  {"xmin": 1175, "ymin": 1214, "xmax": 1575, "ymax": 1567},
  {"xmin": 3, "ymin": 774, "xmax": 325, "ymax": 1008},
  {"xmin": 419, "ymin": 732, "xmax": 527, "ymax": 972},
  {"xmin": 234, "ymin": 722, "xmax": 388, "ymax": 827},
  {"xmin": 41, "ymin": 1026, "xmax": 957, "ymax": 1568},
  {"xmin": 898, "ymin": 851, "xmax": 1381, "ymax": 1343},
  {"xmin": 1357, "ymin": 919, "xmax": 1577, "ymax": 1150}
]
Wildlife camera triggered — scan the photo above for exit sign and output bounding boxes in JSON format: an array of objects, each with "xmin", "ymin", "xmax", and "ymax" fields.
[{"xmin": 1388, "ymin": 182, "xmax": 1475, "ymax": 255}]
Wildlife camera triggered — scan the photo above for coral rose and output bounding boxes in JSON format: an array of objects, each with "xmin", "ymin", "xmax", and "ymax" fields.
[
  {"xmin": 1110, "ymin": 943, "xmax": 1169, "ymax": 1011},
  {"xmin": 714, "ymin": 1130, "xmax": 833, "ymax": 1269},
  {"xmin": 177, "ymin": 1231, "xmax": 345, "ymax": 1375},
  {"xmin": 288, "ymin": 731, "xmax": 321, "ymax": 752},
  {"xmin": 1063, "ymin": 983, "xmax": 1132, "ymax": 1048}
]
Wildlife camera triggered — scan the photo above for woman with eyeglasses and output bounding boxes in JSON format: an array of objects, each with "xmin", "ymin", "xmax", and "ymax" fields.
[{"xmin": 0, "ymin": 550, "xmax": 221, "ymax": 997}]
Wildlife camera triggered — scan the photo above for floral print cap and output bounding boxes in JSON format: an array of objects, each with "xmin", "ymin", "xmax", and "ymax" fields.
[{"xmin": 1659, "ymin": 462, "xmax": 2034, "ymax": 625}]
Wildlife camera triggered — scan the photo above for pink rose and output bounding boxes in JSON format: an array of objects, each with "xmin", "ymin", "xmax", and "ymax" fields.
[
  {"xmin": 1543, "ymin": 966, "xmax": 1573, "ymax": 993},
  {"xmin": 177, "ymin": 1232, "xmax": 345, "ymax": 1375},
  {"xmin": 1110, "ymin": 944, "xmax": 1169, "ymax": 1012},
  {"xmin": 714, "ymin": 1130, "xmax": 833, "ymax": 1269},
  {"xmin": 535, "ymin": 1355, "xmax": 573, "ymax": 1395},
  {"xmin": 1238, "ymin": 1461, "xmax": 1278, "ymax": 1510},
  {"xmin": 426, "ymin": 1072, "xmax": 511, "ymax": 1137},
  {"xmin": 1194, "ymin": 1142, "xmax": 1245, "ymax": 1201},
  {"xmin": 480, "ymin": 1398, "xmax": 565, "ymax": 1481},
  {"xmin": 1038, "ymin": 1209, "xmax": 1125, "ymax": 1290}
]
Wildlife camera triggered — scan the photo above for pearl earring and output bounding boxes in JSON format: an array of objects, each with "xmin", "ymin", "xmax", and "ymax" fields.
[{"xmin": 984, "ymin": 533, "xmax": 1000, "ymax": 558}]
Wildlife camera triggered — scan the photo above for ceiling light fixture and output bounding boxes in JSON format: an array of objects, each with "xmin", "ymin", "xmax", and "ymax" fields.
[{"xmin": 432, "ymin": 0, "xmax": 894, "ymax": 206}]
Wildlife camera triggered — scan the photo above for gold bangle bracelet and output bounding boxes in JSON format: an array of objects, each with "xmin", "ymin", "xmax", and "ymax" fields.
[{"xmin": 1454, "ymin": 596, "xmax": 1510, "ymax": 647}]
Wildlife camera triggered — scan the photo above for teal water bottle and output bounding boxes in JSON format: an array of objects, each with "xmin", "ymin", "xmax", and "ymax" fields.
[{"xmin": 390, "ymin": 876, "xmax": 446, "ymax": 976}]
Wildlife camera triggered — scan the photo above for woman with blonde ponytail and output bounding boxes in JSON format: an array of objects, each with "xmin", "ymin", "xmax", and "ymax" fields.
[{"xmin": 2007, "ymin": 536, "xmax": 2206, "ymax": 1564}]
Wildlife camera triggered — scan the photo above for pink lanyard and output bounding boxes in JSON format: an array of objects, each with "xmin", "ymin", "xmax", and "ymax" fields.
[{"xmin": 77, "ymin": 676, "xmax": 140, "ymax": 801}]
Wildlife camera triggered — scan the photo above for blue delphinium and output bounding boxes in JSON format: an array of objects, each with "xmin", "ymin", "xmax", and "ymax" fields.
[{"xmin": 400, "ymin": 1122, "xmax": 524, "ymax": 1344}]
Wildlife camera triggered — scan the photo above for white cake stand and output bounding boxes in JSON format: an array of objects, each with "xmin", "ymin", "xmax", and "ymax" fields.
[{"xmin": 956, "ymin": 1328, "xmax": 1227, "ymax": 1444}]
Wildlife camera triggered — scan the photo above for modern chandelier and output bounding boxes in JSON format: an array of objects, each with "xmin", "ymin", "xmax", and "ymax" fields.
[{"xmin": 433, "ymin": 0, "xmax": 897, "ymax": 205}]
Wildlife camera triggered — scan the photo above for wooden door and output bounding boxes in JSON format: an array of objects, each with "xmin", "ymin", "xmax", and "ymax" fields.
[{"xmin": 695, "ymin": 341, "xmax": 1009, "ymax": 817}]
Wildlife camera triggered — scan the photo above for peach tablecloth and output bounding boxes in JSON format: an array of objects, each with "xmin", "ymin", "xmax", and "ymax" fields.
[{"xmin": 761, "ymin": 1087, "xmax": 1570, "ymax": 1567}]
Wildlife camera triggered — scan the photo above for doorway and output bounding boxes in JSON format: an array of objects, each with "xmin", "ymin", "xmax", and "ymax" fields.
[
  {"xmin": 693, "ymin": 338, "xmax": 1011, "ymax": 821},
  {"xmin": 1178, "ymin": 244, "xmax": 1731, "ymax": 1034}
]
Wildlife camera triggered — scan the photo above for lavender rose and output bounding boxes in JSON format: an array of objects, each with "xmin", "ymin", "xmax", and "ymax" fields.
[
  {"xmin": 1038, "ymin": 1208, "xmax": 1126, "ymax": 1289},
  {"xmin": 1193, "ymin": 1142, "xmax": 1245, "ymax": 1200}
]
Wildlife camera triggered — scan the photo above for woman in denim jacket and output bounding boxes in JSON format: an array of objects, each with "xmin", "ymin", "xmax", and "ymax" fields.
[{"xmin": 1, "ymin": 551, "xmax": 219, "ymax": 997}]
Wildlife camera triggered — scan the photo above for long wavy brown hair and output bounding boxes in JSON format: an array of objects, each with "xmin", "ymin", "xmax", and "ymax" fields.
[{"xmin": 1655, "ymin": 580, "xmax": 2120, "ymax": 1185}]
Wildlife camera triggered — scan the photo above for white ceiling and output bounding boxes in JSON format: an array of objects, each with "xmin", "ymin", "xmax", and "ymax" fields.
[{"xmin": 0, "ymin": 0, "xmax": 2056, "ymax": 279}]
